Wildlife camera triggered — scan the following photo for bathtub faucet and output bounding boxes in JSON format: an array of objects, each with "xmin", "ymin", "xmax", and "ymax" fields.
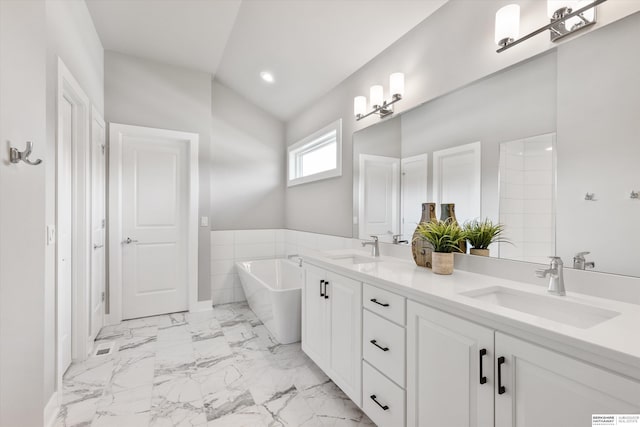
[
  {"xmin": 361, "ymin": 235, "xmax": 380, "ymax": 257},
  {"xmin": 287, "ymin": 254, "xmax": 303, "ymax": 267}
]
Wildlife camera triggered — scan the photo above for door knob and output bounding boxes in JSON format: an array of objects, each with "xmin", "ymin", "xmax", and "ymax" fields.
[{"xmin": 123, "ymin": 237, "xmax": 138, "ymax": 244}]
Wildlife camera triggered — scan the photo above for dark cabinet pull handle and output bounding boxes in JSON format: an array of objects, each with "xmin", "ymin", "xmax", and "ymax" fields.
[
  {"xmin": 497, "ymin": 356, "xmax": 506, "ymax": 395},
  {"xmin": 324, "ymin": 281, "xmax": 329, "ymax": 299},
  {"xmin": 320, "ymin": 280, "xmax": 325, "ymax": 297},
  {"xmin": 370, "ymin": 394, "xmax": 389, "ymax": 411},
  {"xmin": 479, "ymin": 349, "xmax": 487, "ymax": 385},
  {"xmin": 370, "ymin": 298, "xmax": 389, "ymax": 307},
  {"xmin": 370, "ymin": 339, "xmax": 389, "ymax": 352}
]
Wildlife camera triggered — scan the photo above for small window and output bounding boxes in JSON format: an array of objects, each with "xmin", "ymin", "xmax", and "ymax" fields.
[{"xmin": 288, "ymin": 119, "xmax": 342, "ymax": 186}]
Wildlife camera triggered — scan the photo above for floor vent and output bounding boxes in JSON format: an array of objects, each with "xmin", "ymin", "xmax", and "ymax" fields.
[{"xmin": 93, "ymin": 343, "xmax": 114, "ymax": 357}]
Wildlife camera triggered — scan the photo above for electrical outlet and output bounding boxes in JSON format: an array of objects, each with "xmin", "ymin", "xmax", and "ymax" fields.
[{"xmin": 200, "ymin": 216, "xmax": 209, "ymax": 227}]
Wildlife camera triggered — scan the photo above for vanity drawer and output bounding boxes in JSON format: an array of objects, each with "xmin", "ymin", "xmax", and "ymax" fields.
[
  {"xmin": 363, "ymin": 309, "xmax": 405, "ymax": 387},
  {"xmin": 362, "ymin": 361, "xmax": 405, "ymax": 427},
  {"xmin": 363, "ymin": 283, "xmax": 405, "ymax": 325}
]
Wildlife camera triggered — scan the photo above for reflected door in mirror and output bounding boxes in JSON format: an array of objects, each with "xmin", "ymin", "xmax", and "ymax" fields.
[{"xmin": 358, "ymin": 154, "xmax": 400, "ymax": 242}]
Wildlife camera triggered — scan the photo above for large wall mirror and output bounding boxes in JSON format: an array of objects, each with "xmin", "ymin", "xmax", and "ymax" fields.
[{"xmin": 353, "ymin": 11, "xmax": 640, "ymax": 277}]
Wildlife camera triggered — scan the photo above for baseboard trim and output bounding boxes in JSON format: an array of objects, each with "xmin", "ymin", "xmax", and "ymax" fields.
[
  {"xmin": 44, "ymin": 391, "xmax": 59, "ymax": 427},
  {"xmin": 189, "ymin": 300, "xmax": 213, "ymax": 312}
]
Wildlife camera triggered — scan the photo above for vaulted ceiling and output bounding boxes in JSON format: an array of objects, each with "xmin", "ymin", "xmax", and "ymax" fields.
[{"xmin": 87, "ymin": 0, "xmax": 448, "ymax": 121}]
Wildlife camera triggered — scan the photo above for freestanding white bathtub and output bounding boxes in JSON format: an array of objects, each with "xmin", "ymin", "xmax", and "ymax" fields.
[{"xmin": 235, "ymin": 258, "xmax": 303, "ymax": 344}]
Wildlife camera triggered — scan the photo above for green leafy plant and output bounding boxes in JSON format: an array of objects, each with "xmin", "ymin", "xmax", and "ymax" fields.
[
  {"xmin": 463, "ymin": 219, "xmax": 509, "ymax": 250},
  {"xmin": 414, "ymin": 219, "xmax": 467, "ymax": 253}
]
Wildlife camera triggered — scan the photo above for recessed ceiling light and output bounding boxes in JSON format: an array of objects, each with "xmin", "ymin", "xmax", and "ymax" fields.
[
  {"xmin": 260, "ymin": 71, "xmax": 275, "ymax": 83},
  {"xmin": 546, "ymin": 146, "xmax": 553, "ymax": 151}
]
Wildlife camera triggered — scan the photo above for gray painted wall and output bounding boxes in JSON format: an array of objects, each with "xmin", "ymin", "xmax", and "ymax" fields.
[
  {"xmin": 285, "ymin": 0, "xmax": 640, "ymax": 237},
  {"xmin": 45, "ymin": 0, "xmax": 104, "ymax": 403},
  {"xmin": 400, "ymin": 51, "xmax": 557, "ymax": 224},
  {"xmin": 1, "ymin": 2, "xmax": 47, "ymax": 424},
  {"xmin": 104, "ymin": 51, "xmax": 213, "ymax": 301},
  {"xmin": 211, "ymin": 80, "xmax": 285, "ymax": 230}
]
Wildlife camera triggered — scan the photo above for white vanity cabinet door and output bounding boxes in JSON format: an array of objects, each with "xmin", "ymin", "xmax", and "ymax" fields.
[
  {"xmin": 407, "ymin": 301, "xmax": 494, "ymax": 427},
  {"xmin": 495, "ymin": 332, "xmax": 640, "ymax": 427},
  {"xmin": 302, "ymin": 264, "xmax": 330, "ymax": 371},
  {"xmin": 327, "ymin": 271, "xmax": 362, "ymax": 406}
]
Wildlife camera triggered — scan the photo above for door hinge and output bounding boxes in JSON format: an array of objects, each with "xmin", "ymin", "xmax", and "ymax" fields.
[
  {"xmin": 102, "ymin": 219, "xmax": 106, "ymax": 229},
  {"xmin": 101, "ymin": 292, "xmax": 105, "ymax": 302},
  {"xmin": 101, "ymin": 144, "xmax": 105, "ymax": 155}
]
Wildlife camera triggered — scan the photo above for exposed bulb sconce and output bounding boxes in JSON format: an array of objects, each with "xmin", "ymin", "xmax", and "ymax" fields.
[
  {"xmin": 354, "ymin": 73, "xmax": 404, "ymax": 121},
  {"xmin": 495, "ymin": 4, "xmax": 520, "ymax": 48},
  {"xmin": 496, "ymin": 0, "xmax": 605, "ymax": 53}
]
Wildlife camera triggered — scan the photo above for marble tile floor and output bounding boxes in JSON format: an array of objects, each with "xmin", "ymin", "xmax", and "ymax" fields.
[{"xmin": 55, "ymin": 302, "xmax": 375, "ymax": 427}]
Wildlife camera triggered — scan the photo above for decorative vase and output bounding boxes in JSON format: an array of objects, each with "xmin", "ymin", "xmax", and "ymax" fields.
[
  {"xmin": 432, "ymin": 252, "xmax": 454, "ymax": 275},
  {"xmin": 412, "ymin": 203, "xmax": 437, "ymax": 268},
  {"xmin": 440, "ymin": 203, "xmax": 456, "ymax": 222},
  {"xmin": 439, "ymin": 203, "xmax": 467, "ymax": 254},
  {"xmin": 470, "ymin": 248, "xmax": 490, "ymax": 257}
]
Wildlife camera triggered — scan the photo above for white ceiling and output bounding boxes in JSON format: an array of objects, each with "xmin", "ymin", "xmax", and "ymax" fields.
[{"xmin": 87, "ymin": 0, "xmax": 448, "ymax": 121}]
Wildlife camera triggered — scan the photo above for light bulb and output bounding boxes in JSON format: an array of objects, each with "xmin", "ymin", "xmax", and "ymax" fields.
[
  {"xmin": 370, "ymin": 85, "xmax": 384, "ymax": 108},
  {"xmin": 495, "ymin": 4, "xmax": 520, "ymax": 47},
  {"xmin": 389, "ymin": 73, "xmax": 405, "ymax": 98},
  {"xmin": 354, "ymin": 96, "xmax": 367, "ymax": 117}
]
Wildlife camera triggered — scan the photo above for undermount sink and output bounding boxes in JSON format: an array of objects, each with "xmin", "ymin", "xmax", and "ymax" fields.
[
  {"xmin": 461, "ymin": 286, "xmax": 620, "ymax": 329},
  {"xmin": 327, "ymin": 254, "xmax": 382, "ymax": 265}
]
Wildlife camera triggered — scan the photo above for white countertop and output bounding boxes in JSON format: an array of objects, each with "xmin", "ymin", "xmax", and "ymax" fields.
[{"xmin": 302, "ymin": 249, "xmax": 640, "ymax": 377}]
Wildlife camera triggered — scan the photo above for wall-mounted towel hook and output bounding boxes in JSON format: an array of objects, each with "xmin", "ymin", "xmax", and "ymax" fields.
[
  {"xmin": 584, "ymin": 193, "xmax": 596, "ymax": 201},
  {"xmin": 631, "ymin": 191, "xmax": 640, "ymax": 200},
  {"xmin": 9, "ymin": 141, "xmax": 42, "ymax": 166}
]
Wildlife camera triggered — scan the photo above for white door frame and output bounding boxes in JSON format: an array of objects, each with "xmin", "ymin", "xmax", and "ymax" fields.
[
  {"xmin": 108, "ymin": 123, "xmax": 199, "ymax": 324},
  {"xmin": 89, "ymin": 105, "xmax": 106, "ymax": 349},
  {"xmin": 56, "ymin": 58, "xmax": 92, "ymax": 393}
]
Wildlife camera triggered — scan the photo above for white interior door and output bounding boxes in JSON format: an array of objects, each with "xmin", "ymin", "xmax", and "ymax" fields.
[
  {"xmin": 89, "ymin": 109, "xmax": 106, "ymax": 343},
  {"xmin": 433, "ymin": 141, "xmax": 481, "ymax": 224},
  {"xmin": 58, "ymin": 95, "xmax": 74, "ymax": 374},
  {"xmin": 117, "ymin": 126, "xmax": 194, "ymax": 320},
  {"xmin": 358, "ymin": 154, "xmax": 400, "ymax": 242},
  {"xmin": 401, "ymin": 154, "xmax": 428, "ymax": 238}
]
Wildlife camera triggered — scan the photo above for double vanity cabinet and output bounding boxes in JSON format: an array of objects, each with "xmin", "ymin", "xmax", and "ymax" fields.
[{"xmin": 301, "ymin": 255, "xmax": 640, "ymax": 427}]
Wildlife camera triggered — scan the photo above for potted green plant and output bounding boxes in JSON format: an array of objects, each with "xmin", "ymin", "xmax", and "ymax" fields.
[
  {"xmin": 414, "ymin": 219, "xmax": 466, "ymax": 275},
  {"xmin": 463, "ymin": 219, "xmax": 509, "ymax": 257}
]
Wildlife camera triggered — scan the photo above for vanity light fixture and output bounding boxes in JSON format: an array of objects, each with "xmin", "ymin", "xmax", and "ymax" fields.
[
  {"xmin": 496, "ymin": 0, "xmax": 606, "ymax": 53},
  {"xmin": 354, "ymin": 72, "xmax": 404, "ymax": 121}
]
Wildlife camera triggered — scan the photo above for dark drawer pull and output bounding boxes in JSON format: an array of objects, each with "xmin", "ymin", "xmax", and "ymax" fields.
[
  {"xmin": 320, "ymin": 280, "xmax": 325, "ymax": 297},
  {"xmin": 324, "ymin": 281, "xmax": 329, "ymax": 299},
  {"xmin": 497, "ymin": 356, "xmax": 506, "ymax": 395},
  {"xmin": 370, "ymin": 298, "xmax": 389, "ymax": 307},
  {"xmin": 370, "ymin": 339, "xmax": 389, "ymax": 352},
  {"xmin": 479, "ymin": 348, "xmax": 487, "ymax": 385},
  {"xmin": 370, "ymin": 394, "xmax": 389, "ymax": 411}
]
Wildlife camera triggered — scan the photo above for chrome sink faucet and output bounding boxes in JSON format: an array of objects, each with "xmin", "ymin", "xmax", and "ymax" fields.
[
  {"xmin": 362, "ymin": 235, "xmax": 380, "ymax": 257},
  {"xmin": 392, "ymin": 234, "xmax": 409, "ymax": 244},
  {"xmin": 536, "ymin": 256, "xmax": 566, "ymax": 296},
  {"xmin": 573, "ymin": 251, "xmax": 595, "ymax": 270}
]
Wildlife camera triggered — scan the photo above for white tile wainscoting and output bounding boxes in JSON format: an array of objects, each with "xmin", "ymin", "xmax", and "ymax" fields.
[
  {"xmin": 210, "ymin": 229, "xmax": 356, "ymax": 305},
  {"xmin": 212, "ymin": 228, "xmax": 640, "ymax": 308}
]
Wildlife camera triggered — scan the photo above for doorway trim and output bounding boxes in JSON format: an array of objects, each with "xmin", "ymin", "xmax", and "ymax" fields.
[
  {"xmin": 108, "ymin": 123, "xmax": 199, "ymax": 324},
  {"xmin": 56, "ymin": 58, "xmax": 92, "ymax": 394}
]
